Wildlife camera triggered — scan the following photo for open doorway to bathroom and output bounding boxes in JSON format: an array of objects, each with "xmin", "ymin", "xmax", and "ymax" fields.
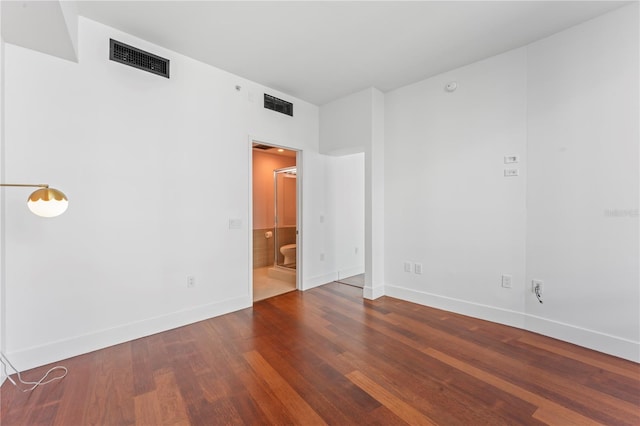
[{"xmin": 252, "ymin": 142, "xmax": 299, "ymax": 302}]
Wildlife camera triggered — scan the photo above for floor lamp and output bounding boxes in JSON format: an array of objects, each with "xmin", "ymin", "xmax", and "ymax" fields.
[
  {"xmin": 0, "ymin": 183, "xmax": 69, "ymax": 391},
  {"xmin": 0, "ymin": 183, "xmax": 68, "ymax": 217}
]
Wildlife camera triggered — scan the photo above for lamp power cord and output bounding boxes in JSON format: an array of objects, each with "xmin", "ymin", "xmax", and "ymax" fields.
[
  {"xmin": 0, "ymin": 352, "xmax": 67, "ymax": 392},
  {"xmin": 534, "ymin": 285, "xmax": 543, "ymax": 304}
]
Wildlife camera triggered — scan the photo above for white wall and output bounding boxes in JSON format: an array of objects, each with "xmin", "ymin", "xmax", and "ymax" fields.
[
  {"xmin": 319, "ymin": 88, "xmax": 385, "ymax": 298},
  {"xmin": 384, "ymin": 48, "xmax": 528, "ymax": 323},
  {"xmin": 384, "ymin": 4, "xmax": 638, "ymax": 361},
  {"xmin": 320, "ymin": 89, "xmax": 371, "ymax": 156},
  {"xmin": 525, "ymin": 4, "xmax": 639, "ymax": 359},
  {"xmin": 326, "ymin": 153, "xmax": 365, "ymax": 279},
  {"xmin": 3, "ymin": 17, "xmax": 325, "ymax": 370},
  {"xmin": 0, "ymin": 1, "xmax": 6, "ymax": 385}
]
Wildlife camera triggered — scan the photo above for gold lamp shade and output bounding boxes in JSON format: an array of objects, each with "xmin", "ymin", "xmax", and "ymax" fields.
[
  {"xmin": 0, "ymin": 183, "xmax": 69, "ymax": 217},
  {"xmin": 27, "ymin": 187, "xmax": 68, "ymax": 217}
]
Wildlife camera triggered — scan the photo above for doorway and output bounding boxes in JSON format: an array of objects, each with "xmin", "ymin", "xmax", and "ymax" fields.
[{"xmin": 251, "ymin": 142, "xmax": 299, "ymax": 302}]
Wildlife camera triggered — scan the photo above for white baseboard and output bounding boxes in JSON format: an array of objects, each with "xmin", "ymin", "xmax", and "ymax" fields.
[
  {"xmin": 337, "ymin": 265, "xmax": 365, "ymax": 280},
  {"xmin": 303, "ymin": 272, "xmax": 338, "ymax": 291},
  {"xmin": 385, "ymin": 284, "xmax": 523, "ymax": 328},
  {"xmin": 525, "ymin": 314, "xmax": 640, "ymax": 363},
  {"xmin": 363, "ymin": 285, "xmax": 385, "ymax": 300},
  {"xmin": 385, "ymin": 284, "xmax": 639, "ymax": 363},
  {"xmin": 6, "ymin": 296, "xmax": 252, "ymax": 372}
]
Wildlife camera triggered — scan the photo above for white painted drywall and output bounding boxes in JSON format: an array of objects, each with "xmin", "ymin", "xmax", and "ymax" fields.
[
  {"xmin": 319, "ymin": 87, "xmax": 385, "ymax": 298},
  {"xmin": 363, "ymin": 88, "xmax": 386, "ymax": 299},
  {"xmin": 384, "ymin": 4, "xmax": 638, "ymax": 361},
  {"xmin": 525, "ymin": 4, "xmax": 639, "ymax": 359},
  {"xmin": 319, "ymin": 89, "xmax": 372, "ymax": 156},
  {"xmin": 0, "ymin": 2, "xmax": 6, "ymax": 386},
  {"xmin": 1, "ymin": 0, "xmax": 78, "ymax": 62},
  {"xmin": 3, "ymin": 17, "xmax": 326, "ymax": 370},
  {"xmin": 326, "ymin": 152, "xmax": 365, "ymax": 279},
  {"xmin": 384, "ymin": 48, "xmax": 528, "ymax": 319}
]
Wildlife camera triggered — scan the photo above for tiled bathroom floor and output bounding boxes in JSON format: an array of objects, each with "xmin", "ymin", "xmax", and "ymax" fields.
[{"xmin": 253, "ymin": 266, "xmax": 296, "ymax": 302}]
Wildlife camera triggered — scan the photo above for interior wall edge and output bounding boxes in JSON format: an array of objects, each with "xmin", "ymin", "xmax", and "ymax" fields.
[
  {"xmin": 337, "ymin": 266, "xmax": 365, "ymax": 281},
  {"xmin": 303, "ymin": 271, "xmax": 339, "ymax": 291},
  {"xmin": 363, "ymin": 285, "xmax": 385, "ymax": 300}
]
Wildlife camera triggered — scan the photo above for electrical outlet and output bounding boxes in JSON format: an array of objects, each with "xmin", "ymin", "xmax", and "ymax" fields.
[
  {"xmin": 504, "ymin": 169, "xmax": 519, "ymax": 177},
  {"xmin": 404, "ymin": 261, "xmax": 412, "ymax": 273},
  {"xmin": 501, "ymin": 274, "xmax": 512, "ymax": 288},
  {"xmin": 504, "ymin": 155, "xmax": 520, "ymax": 164},
  {"xmin": 187, "ymin": 275, "xmax": 196, "ymax": 288},
  {"xmin": 532, "ymin": 279, "xmax": 544, "ymax": 304},
  {"xmin": 414, "ymin": 263, "xmax": 423, "ymax": 274}
]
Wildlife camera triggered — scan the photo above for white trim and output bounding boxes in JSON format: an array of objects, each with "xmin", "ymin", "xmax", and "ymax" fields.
[
  {"xmin": 303, "ymin": 272, "xmax": 338, "ymax": 291},
  {"xmin": 363, "ymin": 285, "xmax": 385, "ymax": 300},
  {"xmin": 338, "ymin": 265, "xmax": 365, "ymax": 280},
  {"xmin": 525, "ymin": 314, "xmax": 640, "ymax": 363},
  {"xmin": 385, "ymin": 284, "xmax": 524, "ymax": 328},
  {"xmin": 247, "ymin": 136, "xmax": 255, "ymax": 302},
  {"xmin": 6, "ymin": 296, "xmax": 251, "ymax": 372},
  {"xmin": 385, "ymin": 283, "xmax": 639, "ymax": 363}
]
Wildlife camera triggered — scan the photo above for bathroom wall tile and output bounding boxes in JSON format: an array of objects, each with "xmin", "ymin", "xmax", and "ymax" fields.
[{"xmin": 253, "ymin": 228, "xmax": 275, "ymax": 268}]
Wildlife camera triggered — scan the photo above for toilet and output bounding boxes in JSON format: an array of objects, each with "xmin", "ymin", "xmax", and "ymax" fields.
[{"xmin": 280, "ymin": 244, "xmax": 296, "ymax": 265}]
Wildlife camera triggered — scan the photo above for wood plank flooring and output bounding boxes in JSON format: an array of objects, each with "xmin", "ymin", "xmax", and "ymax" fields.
[{"xmin": 1, "ymin": 282, "xmax": 639, "ymax": 425}]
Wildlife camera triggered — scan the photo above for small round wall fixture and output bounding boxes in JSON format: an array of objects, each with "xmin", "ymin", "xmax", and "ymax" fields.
[
  {"xmin": 27, "ymin": 187, "xmax": 68, "ymax": 217},
  {"xmin": 445, "ymin": 82, "xmax": 457, "ymax": 92}
]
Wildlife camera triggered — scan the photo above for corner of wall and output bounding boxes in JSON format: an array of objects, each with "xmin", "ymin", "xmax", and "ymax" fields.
[{"xmin": 0, "ymin": 4, "xmax": 6, "ymax": 387}]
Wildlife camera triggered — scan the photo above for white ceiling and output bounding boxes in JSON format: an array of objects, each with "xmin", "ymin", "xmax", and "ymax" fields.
[{"xmin": 33, "ymin": 1, "xmax": 638, "ymax": 105}]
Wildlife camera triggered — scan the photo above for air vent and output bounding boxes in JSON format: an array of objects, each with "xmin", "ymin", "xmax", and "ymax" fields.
[
  {"xmin": 109, "ymin": 39, "xmax": 170, "ymax": 78},
  {"xmin": 253, "ymin": 144, "xmax": 272, "ymax": 150},
  {"xmin": 264, "ymin": 94, "xmax": 293, "ymax": 117}
]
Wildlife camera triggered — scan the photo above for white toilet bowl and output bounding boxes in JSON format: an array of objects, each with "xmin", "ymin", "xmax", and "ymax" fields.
[{"xmin": 280, "ymin": 244, "xmax": 296, "ymax": 265}]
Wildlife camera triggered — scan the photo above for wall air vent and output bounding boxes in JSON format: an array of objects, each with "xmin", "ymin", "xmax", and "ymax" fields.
[
  {"xmin": 264, "ymin": 94, "xmax": 293, "ymax": 117},
  {"xmin": 109, "ymin": 39, "xmax": 170, "ymax": 78}
]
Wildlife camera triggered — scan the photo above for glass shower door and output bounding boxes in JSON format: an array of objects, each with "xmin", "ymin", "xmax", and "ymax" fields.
[{"xmin": 274, "ymin": 167, "xmax": 297, "ymax": 269}]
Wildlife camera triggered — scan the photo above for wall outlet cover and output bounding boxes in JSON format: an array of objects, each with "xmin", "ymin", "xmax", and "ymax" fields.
[{"xmin": 501, "ymin": 274, "xmax": 512, "ymax": 288}]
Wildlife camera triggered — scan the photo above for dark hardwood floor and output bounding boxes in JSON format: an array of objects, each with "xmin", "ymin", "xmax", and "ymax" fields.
[{"xmin": 1, "ymin": 282, "xmax": 639, "ymax": 425}]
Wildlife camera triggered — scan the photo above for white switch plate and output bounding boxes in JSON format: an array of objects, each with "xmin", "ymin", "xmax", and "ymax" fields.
[
  {"xmin": 229, "ymin": 219, "xmax": 242, "ymax": 229},
  {"xmin": 504, "ymin": 169, "xmax": 519, "ymax": 177},
  {"xmin": 404, "ymin": 261, "xmax": 412, "ymax": 272},
  {"xmin": 501, "ymin": 274, "xmax": 512, "ymax": 288},
  {"xmin": 414, "ymin": 263, "xmax": 423, "ymax": 274},
  {"xmin": 504, "ymin": 155, "xmax": 520, "ymax": 164},
  {"xmin": 187, "ymin": 275, "xmax": 196, "ymax": 288}
]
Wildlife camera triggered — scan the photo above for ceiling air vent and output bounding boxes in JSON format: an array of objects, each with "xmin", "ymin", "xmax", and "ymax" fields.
[
  {"xmin": 109, "ymin": 39, "xmax": 170, "ymax": 78},
  {"xmin": 264, "ymin": 94, "xmax": 293, "ymax": 117},
  {"xmin": 253, "ymin": 144, "xmax": 272, "ymax": 150}
]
